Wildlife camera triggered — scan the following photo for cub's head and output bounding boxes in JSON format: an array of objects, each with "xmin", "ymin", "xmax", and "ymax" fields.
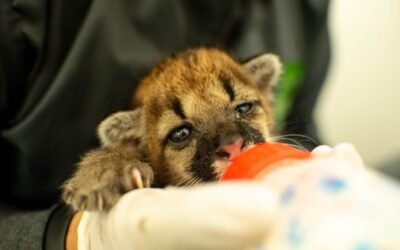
[{"xmin": 98, "ymin": 48, "xmax": 282, "ymax": 186}]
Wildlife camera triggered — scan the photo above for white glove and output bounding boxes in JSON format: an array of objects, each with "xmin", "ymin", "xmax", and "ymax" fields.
[
  {"xmin": 78, "ymin": 182, "xmax": 278, "ymax": 250},
  {"xmin": 259, "ymin": 143, "xmax": 400, "ymax": 249}
]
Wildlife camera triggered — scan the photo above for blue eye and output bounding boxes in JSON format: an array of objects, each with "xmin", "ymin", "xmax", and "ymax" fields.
[
  {"xmin": 235, "ymin": 103, "xmax": 253, "ymax": 115},
  {"xmin": 168, "ymin": 125, "xmax": 192, "ymax": 143}
]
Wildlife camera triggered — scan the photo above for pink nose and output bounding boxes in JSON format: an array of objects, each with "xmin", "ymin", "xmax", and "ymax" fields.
[{"xmin": 215, "ymin": 138, "xmax": 244, "ymax": 161}]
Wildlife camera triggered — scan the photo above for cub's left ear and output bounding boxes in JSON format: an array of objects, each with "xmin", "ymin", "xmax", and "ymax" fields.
[{"xmin": 243, "ymin": 53, "xmax": 282, "ymax": 93}]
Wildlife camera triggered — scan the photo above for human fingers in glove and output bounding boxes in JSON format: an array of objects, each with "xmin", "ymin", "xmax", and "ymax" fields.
[{"xmin": 66, "ymin": 182, "xmax": 278, "ymax": 250}]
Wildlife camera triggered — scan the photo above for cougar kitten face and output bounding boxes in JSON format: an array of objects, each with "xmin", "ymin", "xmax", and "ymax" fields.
[
  {"xmin": 99, "ymin": 48, "xmax": 282, "ymax": 187},
  {"xmin": 63, "ymin": 48, "xmax": 282, "ymax": 211}
]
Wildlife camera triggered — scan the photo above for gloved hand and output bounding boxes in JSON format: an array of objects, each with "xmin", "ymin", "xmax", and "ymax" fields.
[
  {"xmin": 77, "ymin": 182, "xmax": 278, "ymax": 250},
  {"xmin": 259, "ymin": 143, "xmax": 400, "ymax": 249}
]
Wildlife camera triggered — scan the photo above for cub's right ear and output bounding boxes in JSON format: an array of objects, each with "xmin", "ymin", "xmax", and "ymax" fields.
[{"xmin": 97, "ymin": 109, "xmax": 145, "ymax": 147}]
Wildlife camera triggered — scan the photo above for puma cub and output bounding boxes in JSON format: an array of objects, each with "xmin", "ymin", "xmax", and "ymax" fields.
[{"xmin": 62, "ymin": 48, "xmax": 282, "ymax": 211}]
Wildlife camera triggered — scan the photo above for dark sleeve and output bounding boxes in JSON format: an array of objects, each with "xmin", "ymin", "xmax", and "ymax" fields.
[
  {"xmin": 0, "ymin": 206, "xmax": 52, "ymax": 250},
  {"xmin": 0, "ymin": 204, "xmax": 74, "ymax": 250}
]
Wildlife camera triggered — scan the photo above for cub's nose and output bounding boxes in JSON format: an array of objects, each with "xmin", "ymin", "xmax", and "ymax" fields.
[{"xmin": 215, "ymin": 136, "xmax": 244, "ymax": 161}]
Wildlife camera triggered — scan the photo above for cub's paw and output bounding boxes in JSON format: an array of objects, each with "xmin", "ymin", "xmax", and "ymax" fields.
[{"xmin": 62, "ymin": 160, "xmax": 153, "ymax": 211}]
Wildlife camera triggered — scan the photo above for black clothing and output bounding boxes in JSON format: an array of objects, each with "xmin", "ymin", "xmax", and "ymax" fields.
[{"xmin": 0, "ymin": 0, "xmax": 330, "ymax": 249}]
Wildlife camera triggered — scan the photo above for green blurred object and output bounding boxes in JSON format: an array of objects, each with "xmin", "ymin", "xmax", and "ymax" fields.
[{"xmin": 275, "ymin": 63, "xmax": 305, "ymax": 130}]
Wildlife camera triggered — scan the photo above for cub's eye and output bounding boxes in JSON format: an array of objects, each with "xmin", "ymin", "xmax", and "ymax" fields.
[
  {"xmin": 168, "ymin": 125, "xmax": 192, "ymax": 143},
  {"xmin": 235, "ymin": 103, "xmax": 253, "ymax": 115}
]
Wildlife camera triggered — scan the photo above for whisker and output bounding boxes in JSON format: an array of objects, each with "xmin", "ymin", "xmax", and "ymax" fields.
[
  {"xmin": 182, "ymin": 178, "xmax": 192, "ymax": 187},
  {"xmin": 281, "ymin": 133, "xmax": 319, "ymax": 145},
  {"xmin": 183, "ymin": 176, "xmax": 195, "ymax": 187},
  {"xmin": 191, "ymin": 177, "xmax": 202, "ymax": 186},
  {"xmin": 268, "ymin": 133, "xmax": 319, "ymax": 151},
  {"xmin": 185, "ymin": 177, "xmax": 198, "ymax": 187},
  {"xmin": 281, "ymin": 140, "xmax": 307, "ymax": 151},
  {"xmin": 176, "ymin": 174, "xmax": 191, "ymax": 187}
]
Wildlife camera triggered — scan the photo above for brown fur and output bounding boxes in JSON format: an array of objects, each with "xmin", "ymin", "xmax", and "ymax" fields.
[{"xmin": 62, "ymin": 48, "xmax": 282, "ymax": 211}]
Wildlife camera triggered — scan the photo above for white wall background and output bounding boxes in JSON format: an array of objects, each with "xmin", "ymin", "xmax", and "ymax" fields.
[{"xmin": 315, "ymin": 0, "xmax": 400, "ymax": 167}]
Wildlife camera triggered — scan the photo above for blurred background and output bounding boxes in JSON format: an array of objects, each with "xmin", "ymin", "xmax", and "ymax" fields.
[{"xmin": 316, "ymin": 0, "xmax": 400, "ymax": 168}]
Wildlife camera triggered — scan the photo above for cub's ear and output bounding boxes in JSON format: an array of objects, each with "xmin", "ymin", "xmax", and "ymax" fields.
[
  {"xmin": 97, "ymin": 109, "xmax": 145, "ymax": 147},
  {"xmin": 243, "ymin": 53, "xmax": 282, "ymax": 93}
]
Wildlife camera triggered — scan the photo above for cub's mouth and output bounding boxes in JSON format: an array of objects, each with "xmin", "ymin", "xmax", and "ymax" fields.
[
  {"xmin": 212, "ymin": 136, "xmax": 263, "ymax": 180},
  {"xmin": 185, "ymin": 124, "xmax": 267, "ymax": 184},
  {"xmin": 174, "ymin": 135, "xmax": 266, "ymax": 187}
]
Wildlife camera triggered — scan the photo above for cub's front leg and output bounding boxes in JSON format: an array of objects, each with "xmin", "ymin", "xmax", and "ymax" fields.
[{"xmin": 62, "ymin": 144, "xmax": 153, "ymax": 211}]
